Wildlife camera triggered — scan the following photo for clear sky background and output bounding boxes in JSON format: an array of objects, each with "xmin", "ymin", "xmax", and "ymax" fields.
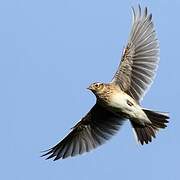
[{"xmin": 0, "ymin": 0, "xmax": 179, "ymax": 180}]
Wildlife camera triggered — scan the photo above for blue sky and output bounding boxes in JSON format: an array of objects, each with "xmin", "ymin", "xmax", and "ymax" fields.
[{"xmin": 0, "ymin": 0, "xmax": 179, "ymax": 179}]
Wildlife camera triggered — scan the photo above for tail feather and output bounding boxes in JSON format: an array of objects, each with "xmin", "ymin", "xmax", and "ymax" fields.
[{"xmin": 131, "ymin": 109, "xmax": 169, "ymax": 145}]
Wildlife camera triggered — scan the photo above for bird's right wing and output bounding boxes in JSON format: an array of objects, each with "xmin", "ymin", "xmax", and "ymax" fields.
[{"xmin": 41, "ymin": 104, "xmax": 125, "ymax": 160}]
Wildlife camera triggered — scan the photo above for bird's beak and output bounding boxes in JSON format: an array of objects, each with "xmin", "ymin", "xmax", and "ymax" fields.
[{"xmin": 87, "ymin": 85, "xmax": 92, "ymax": 91}]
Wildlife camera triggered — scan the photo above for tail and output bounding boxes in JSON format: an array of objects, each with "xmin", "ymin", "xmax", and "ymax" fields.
[{"xmin": 131, "ymin": 109, "xmax": 169, "ymax": 145}]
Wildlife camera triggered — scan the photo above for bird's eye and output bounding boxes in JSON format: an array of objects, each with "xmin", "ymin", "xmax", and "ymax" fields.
[{"xmin": 95, "ymin": 84, "xmax": 99, "ymax": 87}]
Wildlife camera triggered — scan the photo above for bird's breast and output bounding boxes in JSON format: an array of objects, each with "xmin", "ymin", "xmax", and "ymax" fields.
[{"xmin": 109, "ymin": 91, "xmax": 133, "ymax": 113}]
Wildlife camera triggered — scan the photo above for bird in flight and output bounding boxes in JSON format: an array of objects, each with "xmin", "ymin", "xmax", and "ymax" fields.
[{"xmin": 42, "ymin": 5, "xmax": 169, "ymax": 160}]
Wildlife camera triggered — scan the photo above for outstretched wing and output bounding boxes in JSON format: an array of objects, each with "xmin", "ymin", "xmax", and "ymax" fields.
[
  {"xmin": 112, "ymin": 5, "xmax": 159, "ymax": 102},
  {"xmin": 41, "ymin": 104, "xmax": 125, "ymax": 160}
]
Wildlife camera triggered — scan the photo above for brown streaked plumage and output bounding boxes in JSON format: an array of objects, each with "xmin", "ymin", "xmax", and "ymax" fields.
[{"xmin": 41, "ymin": 5, "xmax": 169, "ymax": 160}]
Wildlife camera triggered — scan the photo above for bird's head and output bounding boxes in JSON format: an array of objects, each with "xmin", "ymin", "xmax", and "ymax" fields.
[{"xmin": 87, "ymin": 82, "xmax": 104, "ymax": 95}]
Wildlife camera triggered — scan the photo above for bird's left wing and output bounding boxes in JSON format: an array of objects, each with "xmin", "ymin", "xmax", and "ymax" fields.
[
  {"xmin": 41, "ymin": 104, "xmax": 125, "ymax": 160},
  {"xmin": 112, "ymin": 6, "xmax": 159, "ymax": 102}
]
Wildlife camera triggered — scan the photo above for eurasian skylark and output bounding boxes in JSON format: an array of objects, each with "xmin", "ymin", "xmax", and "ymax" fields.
[{"xmin": 42, "ymin": 5, "xmax": 169, "ymax": 160}]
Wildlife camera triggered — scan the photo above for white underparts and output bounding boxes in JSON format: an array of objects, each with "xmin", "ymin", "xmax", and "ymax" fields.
[{"xmin": 109, "ymin": 91, "xmax": 151, "ymax": 125}]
